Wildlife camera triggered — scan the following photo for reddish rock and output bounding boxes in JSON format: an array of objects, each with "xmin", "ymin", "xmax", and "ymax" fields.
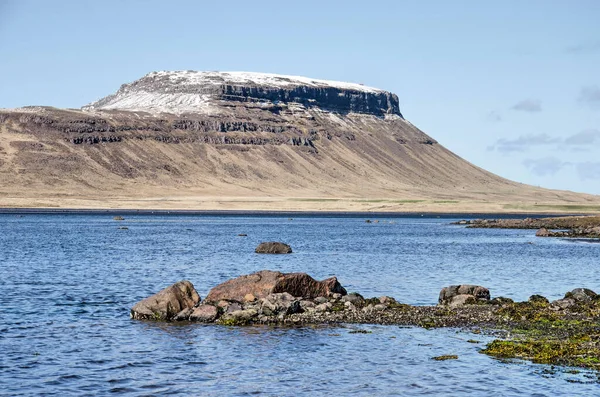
[
  {"xmin": 131, "ymin": 280, "xmax": 200, "ymax": 321},
  {"xmin": 272, "ymin": 272, "xmax": 347, "ymax": 298},
  {"xmin": 204, "ymin": 270, "xmax": 347, "ymax": 304},
  {"xmin": 255, "ymin": 242, "xmax": 292, "ymax": 254},
  {"xmin": 189, "ymin": 305, "xmax": 218, "ymax": 322}
]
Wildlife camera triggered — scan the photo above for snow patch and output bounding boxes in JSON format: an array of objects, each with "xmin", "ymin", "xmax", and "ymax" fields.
[{"xmin": 148, "ymin": 70, "xmax": 385, "ymax": 94}]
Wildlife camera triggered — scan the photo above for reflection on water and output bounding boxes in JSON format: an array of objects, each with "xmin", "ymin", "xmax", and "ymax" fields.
[{"xmin": 1, "ymin": 214, "xmax": 599, "ymax": 395}]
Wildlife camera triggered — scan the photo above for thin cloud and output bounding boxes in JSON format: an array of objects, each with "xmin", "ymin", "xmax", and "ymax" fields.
[
  {"xmin": 578, "ymin": 86, "xmax": 600, "ymax": 108},
  {"xmin": 511, "ymin": 99, "xmax": 542, "ymax": 113},
  {"xmin": 565, "ymin": 41, "xmax": 600, "ymax": 54},
  {"xmin": 487, "ymin": 134, "xmax": 560, "ymax": 153},
  {"xmin": 486, "ymin": 111, "xmax": 502, "ymax": 123},
  {"xmin": 564, "ymin": 129, "xmax": 600, "ymax": 145},
  {"xmin": 523, "ymin": 157, "xmax": 570, "ymax": 177},
  {"xmin": 576, "ymin": 162, "xmax": 600, "ymax": 180}
]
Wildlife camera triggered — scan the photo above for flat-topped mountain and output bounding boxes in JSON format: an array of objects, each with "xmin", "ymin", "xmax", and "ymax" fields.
[
  {"xmin": 83, "ymin": 71, "xmax": 402, "ymax": 117},
  {"xmin": 0, "ymin": 71, "xmax": 598, "ymax": 212}
]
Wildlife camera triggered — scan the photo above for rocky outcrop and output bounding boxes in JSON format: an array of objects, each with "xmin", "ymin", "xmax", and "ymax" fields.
[
  {"xmin": 205, "ymin": 270, "xmax": 283, "ymax": 303},
  {"xmin": 272, "ymin": 272, "xmax": 347, "ymax": 298},
  {"xmin": 204, "ymin": 270, "xmax": 346, "ymax": 304},
  {"xmin": 83, "ymin": 71, "xmax": 403, "ymax": 118},
  {"xmin": 455, "ymin": 216, "xmax": 600, "ymax": 239},
  {"xmin": 130, "ymin": 280, "xmax": 200, "ymax": 321},
  {"xmin": 438, "ymin": 285, "xmax": 490, "ymax": 307},
  {"xmin": 255, "ymin": 242, "xmax": 292, "ymax": 254}
]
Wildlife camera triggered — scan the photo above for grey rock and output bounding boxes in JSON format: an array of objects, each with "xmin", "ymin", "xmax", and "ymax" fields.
[
  {"xmin": 314, "ymin": 297, "xmax": 328, "ymax": 304},
  {"xmin": 565, "ymin": 288, "xmax": 597, "ymax": 302},
  {"xmin": 439, "ymin": 284, "xmax": 490, "ymax": 305}
]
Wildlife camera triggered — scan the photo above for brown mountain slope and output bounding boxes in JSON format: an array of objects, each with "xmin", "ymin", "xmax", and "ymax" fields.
[{"xmin": 0, "ymin": 71, "xmax": 598, "ymax": 213}]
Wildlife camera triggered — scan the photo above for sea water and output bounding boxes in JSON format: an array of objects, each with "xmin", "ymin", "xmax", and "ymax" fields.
[{"xmin": 1, "ymin": 213, "xmax": 599, "ymax": 396}]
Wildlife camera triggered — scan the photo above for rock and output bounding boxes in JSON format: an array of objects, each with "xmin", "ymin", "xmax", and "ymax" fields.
[
  {"xmin": 226, "ymin": 302, "xmax": 243, "ymax": 313},
  {"xmin": 379, "ymin": 296, "xmax": 397, "ymax": 305},
  {"xmin": 205, "ymin": 270, "xmax": 283, "ymax": 303},
  {"xmin": 131, "ymin": 280, "xmax": 200, "ymax": 321},
  {"xmin": 189, "ymin": 305, "xmax": 218, "ymax": 322},
  {"xmin": 300, "ymin": 300, "xmax": 316, "ymax": 309},
  {"xmin": 113, "ymin": 215, "xmax": 124, "ymax": 221},
  {"xmin": 564, "ymin": 288, "xmax": 597, "ymax": 302},
  {"xmin": 238, "ymin": 233, "xmax": 248, "ymax": 237},
  {"xmin": 244, "ymin": 293, "xmax": 257, "ymax": 302},
  {"xmin": 373, "ymin": 304, "xmax": 387, "ymax": 311},
  {"xmin": 489, "ymin": 297, "xmax": 514, "ymax": 305},
  {"xmin": 260, "ymin": 292, "xmax": 302, "ymax": 316},
  {"xmin": 551, "ymin": 298, "xmax": 576, "ymax": 310},
  {"xmin": 332, "ymin": 293, "xmax": 343, "ymax": 300},
  {"xmin": 342, "ymin": 292, "xmax": 364, "ymax": 305},
  {"xmin": 204, "ymin": 270, "xmax": 346, "ymax": 304},
  {"xmin": 448, "ymin": 294, "xmax": 476, "ymax": 308},
  {"xmin": 272, "ymin": 272, "xmax": 347, "ymax": 298},
  {"xmin": 535, "ymin": 228, "xmax": 550, "ymax": 237},
  {"xmin": 174, "ymin": 308, "xmax": 193, "ymax": 321},
  {"xmin": 344, "ymin": 301, "xmax": 356, "ymax": 311},
  {"xmin": 439, "ymin": 284, "xmax": 490, "ymax": 305},
  {"xmin": 220, "ymin": 309, "xmax": 258, "ymax": 324},
  {"xmin": 255, "ymin": 242, "xmax": 292, "ymax": 254},
  {"xmin": 528, "ymin": 295, "xmax": 549, "ymax": 304},
  {"xmin": 315, "ymin": 303, "xmax": 330, "ymax": 312},
  {"xmin": 314, "ymin": 297, "xmax": 328, "ymax": 304}
]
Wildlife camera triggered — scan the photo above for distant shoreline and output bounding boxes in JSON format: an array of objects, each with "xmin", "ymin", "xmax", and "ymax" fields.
[{"xmin": 0, "ymin": 207, "xmax": 581, "ymax": 219}]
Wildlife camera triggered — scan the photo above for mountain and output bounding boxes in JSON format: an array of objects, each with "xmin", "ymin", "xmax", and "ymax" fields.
[{"xmin": 0, "ymin": 71, "xmax": 598, "ymax": 212}]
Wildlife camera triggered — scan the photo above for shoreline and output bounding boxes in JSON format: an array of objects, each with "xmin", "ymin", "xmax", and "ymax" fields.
[{"xmin": 0, "ymin": 207, "xmax": 585, "ymax": 218}]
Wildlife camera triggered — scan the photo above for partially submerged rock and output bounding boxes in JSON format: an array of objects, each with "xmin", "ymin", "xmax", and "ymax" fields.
[
  {"xmin": 130, "ymin": 280, "xmax": 200, "ymax": 321},
  {"xmin": 255, "ymin": 242, "xmax": 292, "ymax": 254},
  {"xmin": 438, "ymin": 285, "xmax": 490, "ymax": 306}
]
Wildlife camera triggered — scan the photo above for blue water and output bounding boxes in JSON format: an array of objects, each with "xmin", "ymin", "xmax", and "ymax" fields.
[{"xmin": 1, "ymin": 214, "xmax": 600, "ymax": 396}]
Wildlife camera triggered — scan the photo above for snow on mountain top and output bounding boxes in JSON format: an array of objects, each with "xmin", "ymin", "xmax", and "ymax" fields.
[{"xmin": 147, "ymin": 71, "xmax": 386, "ymax": 93}]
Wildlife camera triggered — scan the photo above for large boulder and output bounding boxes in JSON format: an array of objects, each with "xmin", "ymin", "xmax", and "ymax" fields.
[
  {"xmin": 255, "ymin": 242, "xmax": 292, "ymax": 254},
  {"xmin": 272, "ymin": 272, "xmax": 347, "ymax": 298},
  {"xmin": 439, "ymin": 284, "xmax": 490, "ymax": 306},
  {"xmin": 204, "ymin": 270, "xmax": 347, "ymax": 304},
  {"xmin": 565, "ymin": 288, "xmax": 597, "ymax": 302},
  {"xmin": 131, "ymin": 280, "xmax": 200, "ymax": 321}
]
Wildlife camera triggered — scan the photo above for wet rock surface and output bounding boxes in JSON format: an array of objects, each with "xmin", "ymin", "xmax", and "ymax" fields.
[{"xmin": 255, "ymin": 242, "xmax": 292, "ymax": 254}]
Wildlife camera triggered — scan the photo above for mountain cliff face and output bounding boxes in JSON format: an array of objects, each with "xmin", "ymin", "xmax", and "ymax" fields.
[
  {"xmin": 0, "ymin": 71, "xmax": 597, "ymax": 211},
  {"xmin": 82, "ymin": 71, "xmax": 402, "ymax": 117}
]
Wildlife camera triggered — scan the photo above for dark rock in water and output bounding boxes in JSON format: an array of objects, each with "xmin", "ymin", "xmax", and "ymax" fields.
[
  {"xmin": 189, "ymin": 305, "xmax": 218, "ymax": 322},
  {"xmin": 438, "ymin": 284, "xmax": 490, "ymax": 306},
  {"xmin": 204, "ymin": 270, "xmax": 346, "ymax": 304},
  {"xmin": 255, "ymin": 242, "xmax": 292, "ymax": 254},
  {"xmin": 113, "ymin": 216, "xmax": 125, "ymax": 221},
  {"xmin": 130, "ymin": 280, "xmax": 200, "ymax": 321},
  {"xmin": 564, "ymin": 288, "xmax": 597, "ymax": 302},
  {"xmin": 238, "ymin": 233, "xmax": 248, "ymax": 237},
  {"xmin": 535, "ymin": 227, "xmax": 549, "ymax": 237}
]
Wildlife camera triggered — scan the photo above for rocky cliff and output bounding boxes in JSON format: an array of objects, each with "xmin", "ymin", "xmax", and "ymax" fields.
[
  {"xmin": 1, "ymin": 71, "xmax": 598, "ymax": 211},
  {"xmin": 83, "ymin": 71, "xmax": 402, "ymax": 118}
]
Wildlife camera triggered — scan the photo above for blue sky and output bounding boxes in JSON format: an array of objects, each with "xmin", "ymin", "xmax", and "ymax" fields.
[{"xmin": 1, "ymin": 0, "xmax": 599, "ymax": 194}]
